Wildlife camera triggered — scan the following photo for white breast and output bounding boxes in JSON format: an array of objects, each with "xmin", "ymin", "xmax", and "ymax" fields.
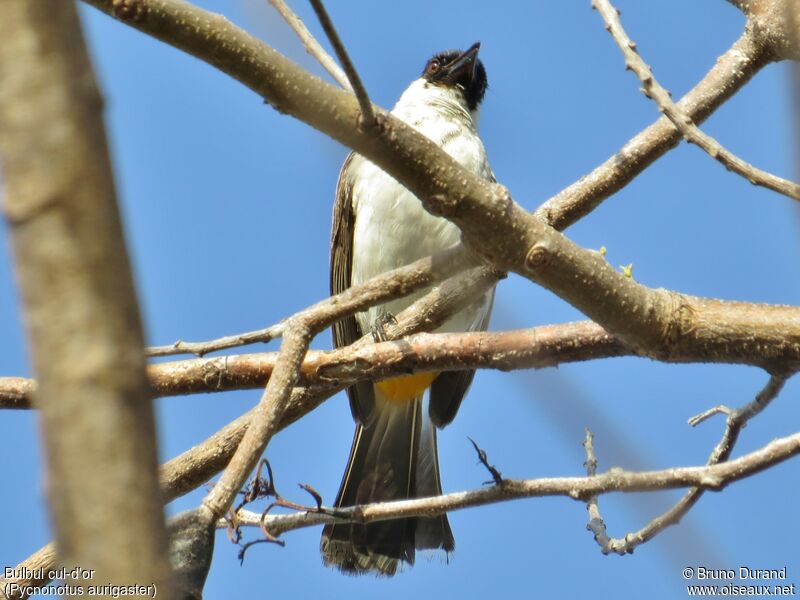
[{"xmin": 349, "ymin": 78, "xmax": 494, "ymax": 335}]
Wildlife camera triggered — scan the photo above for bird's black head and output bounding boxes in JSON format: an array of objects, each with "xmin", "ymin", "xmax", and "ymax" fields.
[{"xmin": 421, "ymin": 42, "xmax": 487, "ymax": 112}]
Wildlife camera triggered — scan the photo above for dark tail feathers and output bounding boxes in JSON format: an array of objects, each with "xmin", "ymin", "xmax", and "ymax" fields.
[{"xmin": 320, "ymin": 396, "xmax": 454, "ymax": 575}]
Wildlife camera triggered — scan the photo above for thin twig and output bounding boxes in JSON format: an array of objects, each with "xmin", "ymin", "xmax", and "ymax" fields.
[
  {"xmin": 584, "ymin": 372, "xmax": 790, "ymax": 555},
  {"xmin": 267, "ymin": 0, "xmax": 351, "ymax": 90},
  {"xmin": 146, "ymin": 246, "xmax": 472, "ymax": 358},
  {"xmin": 583, "ymin": 429, "xmax": 614, "ymax": 551},
  {"xmin": 223, "ymin": 430, "xmax": 800, "ymax": 538},
  {"xmin": 469, "ymin": 437, "xmax": 504, "ymax": 486},
  {"xmin": 593, "ymin": 0, "xmax": 800, "ymax": 201},
  {"xmin": 308, "ymin": 0, "xmax": 375, "ymax": 127},
  {"xmin": 534, "ymin": 27, "xmax": 771, "ymax": 230},
  {"xmin": 199, "ymin": 247, "xmax": 474, "ymax": 520},
  {"xmin": 147, "ymin": 322, "xmax": 285, "ymax": 357}
]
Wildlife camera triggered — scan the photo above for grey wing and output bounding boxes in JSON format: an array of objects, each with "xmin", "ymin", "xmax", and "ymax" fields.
[
  {"xmin": 331, "ymin": 153, "xmax": 375, "ymax": 425},
  {"xmin": 429, "ymin": 168, "xmax": 497, "ymax": 429}
]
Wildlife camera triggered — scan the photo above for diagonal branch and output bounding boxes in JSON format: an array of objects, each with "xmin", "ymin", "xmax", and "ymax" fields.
[
  {"xmin": 79, "ymin": 0, "xmax": 799, "ymax": 372},
  {"xmin": 0, "ymin": 249, "xmax": 498, "ymax": 596},
  {"xmin": 146, "ymin": 245, "xmax": 473, "ymax": 357},
  {"xmin": 584, "ymin": 373, "xmax": 789, "ymax": 555},
  {"xmin": 197, "ymin": 246, "xmax": 474, "ymax": 520},
  {"xmin": 593, "ymin": 0, "xmax": 800, "ymax": 201},
  {"xmin": 308, "ymin": 0, "xmax": 375, "ymax": 126},
  {"xmin": 534, "ymin": 26, "xmax": 774, "ymax": 229},
  {"xmin": 268, "ymin": 0, "xmax": 351, "ymax": 89}
]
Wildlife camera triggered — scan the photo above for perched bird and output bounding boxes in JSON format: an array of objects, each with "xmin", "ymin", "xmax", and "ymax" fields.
[{"xmin": 321, "ymin": 42, "xmax": 495, "ymax": 576}]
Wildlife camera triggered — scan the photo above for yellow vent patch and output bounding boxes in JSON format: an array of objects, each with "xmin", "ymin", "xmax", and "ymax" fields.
[{"xmin": 376, "ymin": 372, "xmax": 438, "ymax": 403}]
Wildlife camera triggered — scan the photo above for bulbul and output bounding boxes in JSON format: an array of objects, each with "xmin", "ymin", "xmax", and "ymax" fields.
[{"xmin": 321, "ymin": 42, "xmax": 495, "ymax": 576}]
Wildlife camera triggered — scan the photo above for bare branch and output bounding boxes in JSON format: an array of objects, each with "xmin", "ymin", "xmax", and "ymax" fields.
[
  {"xmin": 584, "ymin": 373, "xmax": 789, "ymax": 555},
  {"xmin": 535, "ymin": 26, "xmax": 773, "ymax": 230},
  {"xmin": 147, "ymin": 322, "xmax": 285, "ymax": 358},
  {"xmin": 732, "ymin": 0, "xmax": 800, "ymax": 62},
  {"xmin": 9, "ymin": 295, "xmax": 800, "ymax": 409},
  {"xmin": 0, "ymin": 544, "xmax": 55, "ymax": 600},
  {"xmin": 308, "ymin": 0, "xmax": 374, "ymax": 126},
  {"xmin": 146, "ymin": 245, "xmax": 472, "ymax": 358},
  {"xmin": 0, "ymin": 378, "xmax": 35, "ymax": 409},
  {"xmin": 79, "ymin": 0, "xmax": 800, "ymax": 371},
  {"xmin": 200, "ymin": 323, "xmax": 310, "ymax": 519},
  {"xmin": 268, "ymin": 0, "xmax": 351, "ymax": 89},
  {"xmin": 226, "ymin": 430, "xmax": 800, "ymax": 539},
  {"xmin": 1, "ymin": 255, "xmax": 501, "ymax": 592},
  {"xmin": 593, "ymin": 0, "xmax": 800, "ymax": 201},
  {"xmin": 0, "ymin": 1, "xmax": 172, "ymax": 593},
  {"xmin": 198, "ymin": 246, "xmax": 476, "ymax": 519},
  {"xmin": 583, "ymin": 429, "xmax": 614, "ymax": 551},
  {"xmin": 726, "ymin": 0, "xmax": 754, "ymax": 11}
]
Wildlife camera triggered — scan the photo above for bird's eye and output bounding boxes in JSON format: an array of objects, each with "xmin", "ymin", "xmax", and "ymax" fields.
[{"xmin": 427, "ymin": 60, "xmax": 440, "ymax": 74}]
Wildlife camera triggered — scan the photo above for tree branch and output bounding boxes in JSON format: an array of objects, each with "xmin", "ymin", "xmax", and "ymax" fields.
[
  {"xmin": 78, "ymin": 0, "xmax": 799, "ymax": 373},
  {"xmin": 584, "ymin": 373, "xmax": 789, "ymax": 554},
  {"xmin": 0, "ymin": 2, "xmax": 172, "ymax": 594},
  {"xmin": 1, "ymin": 321, "xmax": 623, "ymax": 409},
  {"xmin": 534, "ymin": 26, "xmax": 774, "ymax": 229},
  {"xmin": 267, "ymin": 0, "xmax": 351, "ymax": 89},
  {"xmin": 197, "ymin": 248, "xmax": 476, "ymax": 520},
  {"xmin": 7, "ymin": 293, "xmax": 800, "ymax": 410},
  {"xmin": 593, "ymin": 0, "xmax": 800, "ymax": 201},
  {"xmin": 225, "ymin": 430, "xmax": 800, "ymax": 539},
  {"xmin": 145, "ymin": 245, "xmax": 472, "ymax": 357},
  {"xmin": 0, "ymin": 378, "xmax": 35, "ymax": 410},
  {"xmin": 308, "ymin": 0, "xmax": 374, "ymax": 127},
  {"xmin": 732, "ymin": 0, "xmax": 800, "ymax": 62}
]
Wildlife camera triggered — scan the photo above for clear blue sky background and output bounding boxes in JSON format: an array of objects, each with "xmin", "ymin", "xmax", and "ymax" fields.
[{"xmin": 1, "ymin": 1, "xmax": 798, "ymax": 598}]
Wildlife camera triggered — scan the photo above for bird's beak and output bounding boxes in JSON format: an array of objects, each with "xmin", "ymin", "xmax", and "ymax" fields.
[{"xmin": 436, "ymin": 41, "xmax": 480, "ymax": 84}]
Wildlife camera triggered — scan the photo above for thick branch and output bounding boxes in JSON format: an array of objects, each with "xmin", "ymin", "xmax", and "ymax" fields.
[
  {"xmin": 0, "ymin": 253, "xmax": 498, "ymax": 595},
  {"xmin": 79, "ymin": 0, "xmax": 797, "ymax": 369},
  {"xmin": 0, "ymin": 2, "xmax": 171, "ymax": 594},
  {"xmin": 0, "ymin": 322, "xmax": 623, "ymax": 408},
  {"xmin": 6, "ymin": 295, "xmax": 800, "ymax": 410},
  {"xmin": 734, "ymin": 0, "xmax": 800, "ymax": 61}
]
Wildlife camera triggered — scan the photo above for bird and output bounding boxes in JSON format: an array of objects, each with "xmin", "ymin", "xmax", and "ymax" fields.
[{"xmin": 321, "ymin": 42, "xmax": 495, "ymax": 576}]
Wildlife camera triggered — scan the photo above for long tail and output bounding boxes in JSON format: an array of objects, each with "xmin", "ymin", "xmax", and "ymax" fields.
[{"xmin": 320, "ymin": 394, "xmax": 454, "ymax": 576}]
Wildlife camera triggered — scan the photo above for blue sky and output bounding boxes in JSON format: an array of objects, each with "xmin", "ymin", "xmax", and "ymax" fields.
[{"xmin": 1, "ymin": 1, "xmax": 798, "ymax": 598}]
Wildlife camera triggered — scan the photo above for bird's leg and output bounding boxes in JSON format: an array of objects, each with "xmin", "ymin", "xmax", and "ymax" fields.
[{"xmin": 370, "ymin": 312, "xmax": 398, "ymax": 342}]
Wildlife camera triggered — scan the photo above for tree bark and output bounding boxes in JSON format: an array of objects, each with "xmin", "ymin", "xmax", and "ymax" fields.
[{"xmin": 0, "ymin": 2, "xmax": 172, "ymax": 596}]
